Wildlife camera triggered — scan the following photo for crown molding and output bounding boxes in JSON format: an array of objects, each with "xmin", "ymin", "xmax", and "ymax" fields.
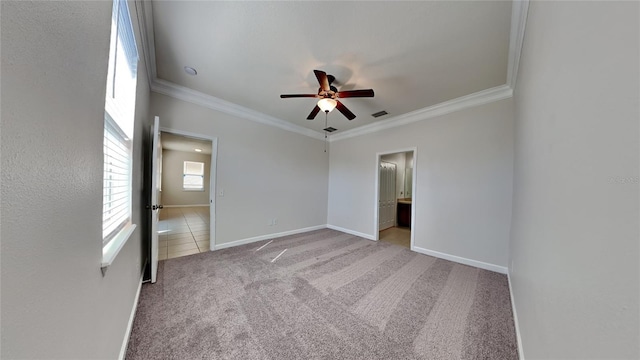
[
  {"xmin": 137, "ymin": 0, "xmax": 324, "ymax": 140},
  {"xmin": 507, "ymin": 0, "xmax": 530, "ymax": 90},
  {"xmin": 330, "ymin": 0, "xmax": 528, "ymax": 142},
  {"xmin": 138, "ymin": 0, "xmax": 528, "ymax": 143},
  {"xmin": 133, "ymin": 0, "xmax": 157, "ymax": 86},
  {"xmin": 329, "ymin": 85, "xmax": 513, "ymax": 142},
  {"xmin": 151, "ymin": 79, "xmax": 325, "ymax": 140}
]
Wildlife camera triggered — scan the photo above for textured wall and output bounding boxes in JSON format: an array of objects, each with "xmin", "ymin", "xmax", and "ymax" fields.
[
  {"xmin": 509, "ymin": 1, "xmax": 640, "ymax": 358},
  {"xmin": 1, "ymin": 1, "xmax": 150, "ymax": 358},
  {"xmin": 328, "ymin": 99, "xmax": 514, "ymax": 268},
  {"xmin": 161, "ymin": 149, "xmax": 211, "ymax": 206}
]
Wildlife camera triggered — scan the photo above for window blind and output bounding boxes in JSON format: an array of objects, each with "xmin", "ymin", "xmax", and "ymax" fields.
[
  {"xmin": 102, "ymin": 0, "xmax": 138, "ymax": 245},
  {"xmin": 114, "ymin": 0, "xmax": 138, "ymax": 74},
  {"xmin": 103, "ymin": 114, "xmax": 132, "ymax": 242},
  {"xmin": 183, "ymin": 161, "xmax": 205, "ymax": 190}
]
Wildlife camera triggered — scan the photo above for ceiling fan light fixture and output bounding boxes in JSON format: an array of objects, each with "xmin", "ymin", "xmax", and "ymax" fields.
[
  {"xmin": 281, "ymin": 70, "xmax": 373, "ymax": 121},
  {"xmin": 317, "ymin": 98, "xmax": 337, "ymax": 113}
]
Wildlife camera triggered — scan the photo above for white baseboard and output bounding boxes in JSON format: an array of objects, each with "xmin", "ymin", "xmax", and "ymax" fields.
[
  {"xmin": 162, "ymin": 204, "xmax": 209, "ymax": 208},
  {"xmin": 119, "ymin": 274, "xmax": 143, "ymax": 360},
  {"xmin": 507, "ymin": 271, "xmax": 525, "ymax": 359},
  {"xmin": 213, "ymin": 225, "xmax": 327, "ymax": 250},
  {"xmin": 411, "ymin": 246, "xmax": 507, "ymax": 274},
  {"xmin": 326, "ymin": 224, "xmax": 376, "ymax": 241}
]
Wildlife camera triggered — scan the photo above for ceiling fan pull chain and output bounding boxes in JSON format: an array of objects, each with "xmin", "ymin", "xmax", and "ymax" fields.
[{"xmin": 324, "ymin": 112, "xmax": 328, "ymax": 153}]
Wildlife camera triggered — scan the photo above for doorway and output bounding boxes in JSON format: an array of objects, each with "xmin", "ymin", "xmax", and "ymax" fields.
[
  {"xmin": 157, "ymin": 130, "xmax": 217, "ymax": 260},
  {"xmin": 375, "ymin": 149, "xmax": 416, "ymax": 249}
]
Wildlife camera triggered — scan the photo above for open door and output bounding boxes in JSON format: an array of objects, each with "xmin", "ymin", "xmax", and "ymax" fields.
[
  {"xmin": 378, "ymin": 161, "xmax": 397, "ymax": 231},
  {"xmin": 149, "ymin": 116, "xmax": 162, "ymax": 283}
]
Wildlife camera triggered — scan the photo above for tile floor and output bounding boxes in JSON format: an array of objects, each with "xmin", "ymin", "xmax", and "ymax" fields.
[
  {"xmin": 158, "ymin": 206, "xmax": 210, "ymax": 260},
  {"xmin": 379, "ymin": 226, "xmax": 411, "ymax": 248}
]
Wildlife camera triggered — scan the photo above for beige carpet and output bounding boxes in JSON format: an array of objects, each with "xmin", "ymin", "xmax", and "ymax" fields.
[{"xmin": 126, "ymin": 229, "xmax": 518, "ymax": 359}]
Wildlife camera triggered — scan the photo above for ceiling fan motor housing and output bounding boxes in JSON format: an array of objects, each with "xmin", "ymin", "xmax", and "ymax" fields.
[{"xmin": 320, "ymin": 85, "xmax": 339, "ymax": 99}]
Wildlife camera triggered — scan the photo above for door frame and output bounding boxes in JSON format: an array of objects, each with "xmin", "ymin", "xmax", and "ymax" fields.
[
  {"xmin": 373, "ymin": 147, "xmax": 417, "ymax": 250},
  {"xmin": 160, "ymin": 127, "xmax": 218, "ymax": 251}
]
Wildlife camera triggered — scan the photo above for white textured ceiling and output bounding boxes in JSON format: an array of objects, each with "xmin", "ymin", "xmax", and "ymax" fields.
[
  {"xmin": 161, "ymin": 132, "xmax": 212, "ymax": 155},
  {"xmin": 151, "ymin": 1, "xmax": 512, "ymax": 133}
]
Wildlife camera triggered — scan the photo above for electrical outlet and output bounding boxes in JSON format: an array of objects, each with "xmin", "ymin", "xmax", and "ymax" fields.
[{"xmin": 274, "ymin": 218, "xmax": 277, "ymax": 225}]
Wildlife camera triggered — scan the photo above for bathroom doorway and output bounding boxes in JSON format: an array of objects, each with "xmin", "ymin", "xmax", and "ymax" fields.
[{"xmin": 375, "ymin": 149, "xmax": 416, "ymax": 249}]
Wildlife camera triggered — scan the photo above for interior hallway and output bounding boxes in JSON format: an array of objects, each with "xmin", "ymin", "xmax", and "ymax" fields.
[
  {"xmin": 379, "ymin": 226, "xmax": 411, "ymax": 248},
  {"xmin": 158, "ymin": 206, "xmax": 210, "ymax": 260}
]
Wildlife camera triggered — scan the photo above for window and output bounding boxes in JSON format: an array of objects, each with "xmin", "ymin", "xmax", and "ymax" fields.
[
  {"xmin": 183, "ymin": 161, "xmax": 205, "ymax": 190},
  {"xmin": 102, "ymin": 0, "xmax": 138, "ymax": 246}
]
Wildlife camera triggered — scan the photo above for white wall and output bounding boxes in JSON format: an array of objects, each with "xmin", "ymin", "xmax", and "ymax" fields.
[
  {"xmin": 150, "ymin": 93, "xmax": 329, "ymax": 246},
  {"xmin": 1, "ymin": 1, "xmax": 151, "ymax": 358},
  {"xmin": 161, "ymin": 149, "xmax": 211, "ymax": 206},
  {"xmin": 509, "ymin": 2, "xmax": 639, "ymax": 358},
  {"xmin": 328, "ymin": 99, "xmax": 514, "ymax": 268}
]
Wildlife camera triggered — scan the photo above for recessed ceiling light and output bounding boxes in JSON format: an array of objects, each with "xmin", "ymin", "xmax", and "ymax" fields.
[
  {"xmin": 184, "ymin": 66, "xmax": 197, "ymax": 76},
  {"xmin": 194, "ymin": 148, "xmax": 202, "ymax": 152}
]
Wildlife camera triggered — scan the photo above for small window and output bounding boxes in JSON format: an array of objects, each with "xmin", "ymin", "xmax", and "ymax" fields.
[{"xmin": 183, "ymin": 161, "xmax": 205, "ymax": 191}]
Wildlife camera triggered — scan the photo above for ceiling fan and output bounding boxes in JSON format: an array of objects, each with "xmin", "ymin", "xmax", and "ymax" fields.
[{"xmin": 280, "ymin": 70, "xmax": 374, "ymax": 120}]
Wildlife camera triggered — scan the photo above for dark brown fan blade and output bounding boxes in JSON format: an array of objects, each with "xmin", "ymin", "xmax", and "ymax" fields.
[
  {"xmin": 337, "ymin": 89, "xmax": 375, "ymax": 98},
  {"xmin": 314, "ymin": 70, "xmax": 330, "ymax": 91},
  {"xmin": 307, "ymin": 105, "xmax": 321, "ymax": 120},
  {"xmin": 336, "ymin": 100, "xmax": 356, "ymax": 120},
  {"xmin": 280, "ymin": 94, "xmax": 319, "ymax": 98}
]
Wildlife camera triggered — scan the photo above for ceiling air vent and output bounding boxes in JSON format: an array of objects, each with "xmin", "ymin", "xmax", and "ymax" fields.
[
  {"xmin": 371, "ymin": 110, "xmax": 388, "ymax": 118},
  {"xmin": 323, "ymin": 127, "xmax": 337, "ymax": 133}
]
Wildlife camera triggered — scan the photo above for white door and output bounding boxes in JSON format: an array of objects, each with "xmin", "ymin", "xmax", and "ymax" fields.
[
  {"xmin": 379, "ymin": 162, "xmax": 396, "ymax": 231},
  {"xmin": 150, "ymin": 116, "xmax": 161, "ymax": 283}
]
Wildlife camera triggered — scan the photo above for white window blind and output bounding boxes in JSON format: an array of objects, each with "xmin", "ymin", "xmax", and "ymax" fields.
[
  {"xmin": 103, "ymin": 114, "xmax": 132, "ymax": 241},
  {"xmin": 103, "ymin": 0, "xmax": 138, "ymax": 245},
  {"xmin": 183, "ymin": 161, "xmax": 205, "ymax": 190}
]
